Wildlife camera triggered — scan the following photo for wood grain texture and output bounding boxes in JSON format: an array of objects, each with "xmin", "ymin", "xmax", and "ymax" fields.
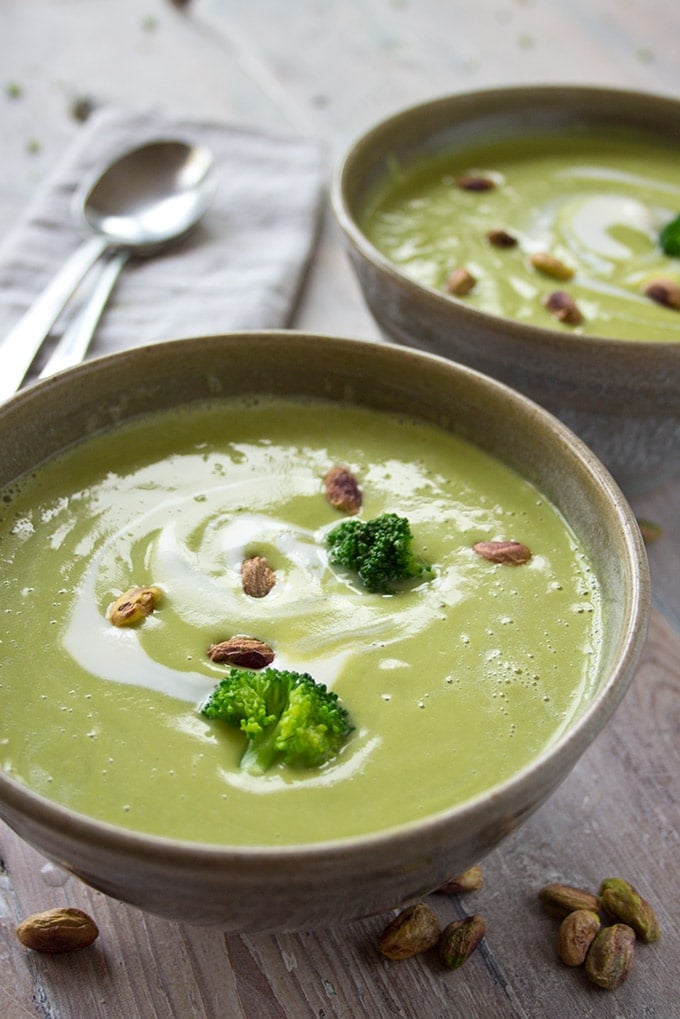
[{"xmin": 0, "ymin": 1, "xmax": 678, "ymax": 1016}]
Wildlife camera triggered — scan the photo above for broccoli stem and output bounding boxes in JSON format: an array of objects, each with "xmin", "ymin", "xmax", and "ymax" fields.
[{"xmin": 240, "ymin": 727, "xmax": 280, "ymax": 775}]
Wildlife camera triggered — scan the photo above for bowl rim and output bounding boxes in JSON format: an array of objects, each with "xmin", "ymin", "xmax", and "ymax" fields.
[
  {"xmin": 0, "ymin": 330, "xmax": 650, "ymax": 868},
  {"xmin": 330, "ymin": 83, "xmax": 680, "ymax": 356}
]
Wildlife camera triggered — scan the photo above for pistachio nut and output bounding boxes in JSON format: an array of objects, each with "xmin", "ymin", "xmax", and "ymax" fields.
[
  {"xmin": 241, "ymin": 555, "xmax": 276, "ymax": 598},
  {"xmin": 544, "ymin": 290, "xmax": 584, "ymax": 326},
  {"xmin": 637, "ymin": 518, "xmax": 662, "ymax": 545},
  {"xmin": 456, "ymin": 175, "xmax": 496, "ymax": 191},
  {"xmin": 446, "ymin": 266, "xmax": 477, "ymax": 296},
  {"xmin": 538, "ymin": 882, "xmax": 600, "ymax": 919},
  {"xmin": 585, "ymin": 923, "xmax": 635, "ymax": 991},
  {"xmin": 16, "ymin": 907, "xmax": 99, "ymax": 954},
  {"xmin": 378, "ymin": 903, "xmax": 441, "ymax": 960},
  {"xmin": 599, "ymin": 878, "xmax": 660, "ymax": 943},
  {"xmin": 207, "ymin": 637, "xmax": 274, "ymax": 669},
  {"xmin": 108, "ymin": 584, "xmax": 162, "ymax": 627},
  {"xmin": 324, "ymin": 465, "xmax": 362, "ymax": 515},
  {"xmin": 529, "ymin": 251, "xmax": 575, "ymax": 281},
  {"xmin": 436, "ymin": 865, "xmax": 484, "ymax": 895},
  {"xmin": 486, "ymin": 228, "xmax": 517, "ymax": 248},
  {"xmin": 439, "ymin": 914, "xmax": 486, "ymax": 970},
  {"xmin": 557, "ymin": 909, "xmax": 601, "ymax": 967},
  {"xmin": 473, "ymin": 540, "xmax": 532, "ymax": 565},
  {"xmin": 642, "ymin": 277, "xmax": 680, "ymax": 310}
]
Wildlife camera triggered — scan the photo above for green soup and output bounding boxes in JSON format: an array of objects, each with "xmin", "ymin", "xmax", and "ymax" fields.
[
  {"xmin": 0, "ymin": 399, "xmax": 602, "ymax": 845},
  {"xmin": 362, "ymin": 131, "xmax": 680, "ymax": 342}
]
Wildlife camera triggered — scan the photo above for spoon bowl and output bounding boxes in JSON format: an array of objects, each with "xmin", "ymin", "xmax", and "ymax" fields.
[{"xmin": 79, "ymin": 140, "xmax": 215, "ymax": 251}]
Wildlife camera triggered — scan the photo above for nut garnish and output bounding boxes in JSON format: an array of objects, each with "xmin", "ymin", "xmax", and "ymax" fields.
[
  {"xmin": 637, "ymin": 518, "xmax": 662, "ymax": 545},
  {"xmin": 377, "ymin": 903, "xmax": 441, "ymax": 959},
  {"xmin": 557, "ymin": 909, "xmax": 601, "ymax": 966},
  {"xmin": 486, "ymin": 228, "xmax": 517, "ymax": 248},
  {"xmin": 324, "ymin": 465, "xmax": 362, "ymax": 515},
  {"xmin": 473, "ymin": 540, "xmax": 532, "ymax": 565},
  {"xmin": 108, "ymin": 585, "xmax": 162, "ymax": 627},
  {"xmin": 544, "ymin": 290, "xmax": 584, "ymax": 326},
  {"xmin": 208, "ymin": 637, "xmax": 274, "ymax": 669},
  {"xmin": 456, "ymin": 175, "xmax": 496, "ymax": 191},
  {"xmin": 584, "ymin": 923, "xmax": 635, "ymax": 991},
  {"xmin": 446, "ymin": 266, "xmax": 477, "ymax": 296},
  {"xmin": 439, "ymin": 914, "xmax": 486, "ymax": 970},
  {"xmin": 16, "ymin": 907, "xmax": 99, "ymax": 954},
  {"xmin": 241, "ymin": 556, "xmax": 276, "ymax": 598},
  {"xmin": 642, "ymin": 278, "xmax": 680, "ymax": 310},
  {"xmin": 538, "ymin": 882, "xmax": 600, "ymax": 919},
  {"xmin": 529, "ymin": 252, "xmax": 575, "ymax": 281},
  {"xmin": 599, "ymin": 878, "xmax": 660, "ymax": 943},
  {"xmin": 436, "ymin": 865, "xmax": 484, "ymax": 895},
  {"xmin": 540, "ymin": 875, "xmax": 661, "ymax": 990}
]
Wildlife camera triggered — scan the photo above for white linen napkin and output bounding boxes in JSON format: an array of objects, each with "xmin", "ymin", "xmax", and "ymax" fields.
[{"xmin": 0, "ymin": 106, "xmax": 325, "ymax": 379}]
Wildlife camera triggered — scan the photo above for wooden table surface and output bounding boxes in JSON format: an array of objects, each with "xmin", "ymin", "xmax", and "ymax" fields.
[{"xmin": 0, "ymin": 2, "xmax": 678, "ymax": 1017}]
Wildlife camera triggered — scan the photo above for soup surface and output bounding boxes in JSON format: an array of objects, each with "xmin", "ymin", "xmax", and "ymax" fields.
[
  {"xmin": 0, "ymin": 398, "xmax": 602, "ymax": 845},
  {"xmin": 362, "ymin": 130, "xmax": 680, "ymax": 342}
]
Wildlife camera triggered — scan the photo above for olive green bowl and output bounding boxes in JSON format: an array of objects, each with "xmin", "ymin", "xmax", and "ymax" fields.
[
  {"xmin": 0, "ymin": 332, "xmax": 648, "ymax": 931},
  {"xmin": 331, "ymin": 85, "xmax": 680, "ymax": 496}
]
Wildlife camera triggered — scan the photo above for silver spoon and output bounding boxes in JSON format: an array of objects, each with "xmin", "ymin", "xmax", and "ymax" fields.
[{"xmin": 0, "ymin": 139, "xmax": 215, "ymax": 399}]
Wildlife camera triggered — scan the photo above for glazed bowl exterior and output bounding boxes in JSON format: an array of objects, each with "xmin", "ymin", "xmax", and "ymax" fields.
[
  {"xmin": 0, "ymin": 332, "xmax": 649, "ymax": 931},
  {"xmin": 332, "ymin": 85, "xmax": 680, "ymax": 495}
]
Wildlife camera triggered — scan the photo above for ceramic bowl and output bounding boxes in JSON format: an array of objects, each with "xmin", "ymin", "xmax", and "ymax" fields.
[
  {"xmin": 331, "ymin": 85, "xmax": 680, "ymax": 495},
  {"xmin": 0, "ymin": 332, "xmax": 648, "ymax": 931}
]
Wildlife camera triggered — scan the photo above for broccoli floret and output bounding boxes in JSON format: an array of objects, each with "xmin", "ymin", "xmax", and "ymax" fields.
[
  {"xmin": 326, "ymin": 511, "xmax": 431, "ymax": 593},
  {"xmin": 659, "ymin": 213, "xmax": 680, "ymax": 257},
  {"xmin": 202, "ymin": 667, "xmax": 352, "ymax": 775}
]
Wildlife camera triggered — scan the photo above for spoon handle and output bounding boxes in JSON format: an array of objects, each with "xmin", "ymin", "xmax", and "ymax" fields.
[
  {"xmin": 0, "ymin": 234, "xmax": 108, "ymax": 401},
  {"xmin": 39, "ymin": 250, "xmax": 129, "ymax": 380}
]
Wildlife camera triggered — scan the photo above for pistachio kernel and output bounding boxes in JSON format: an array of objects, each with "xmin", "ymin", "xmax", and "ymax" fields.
[
  {"xmin": 637, "ymin": 518, "xmax": 662, "ymax": 545},
  {"xmin": 446, "ymin": 266, "xmax": 477, "ymax": 296},
  {"xmin": 538, "ymin": 882, "xmax": 600, "ymax": 919},
  {"xmin": 585, "ymin": 924, "xmax": 635, "ymax": 991},
  {"xmin": 529, "ymin": 252, "xmax": 575, "ymax": 281},
  {"xmin": 439, "ymin": 914, "xmax": 486, "ymax": 970},
  {"xmin": 544, "ymin": 290, "xmax": 584, "ymax": 326},
  {"xmin": 456, "ymin": 175, "xmax": 496, "ymax": 191},
  {"xmin": 377, "ymin": 903, "xmax": 441, "ymax": 960},
  {"xmin": 599, "ymin": 877, "xmax": 660, "ymax": 943},
  {"xmin": 241, "ymin": 556, "xmax": 276, "ymax": 598},
  {"xmin": 473, "ymin": 540, "xmax": 532, "ymax": 565},
  {"xmin": 108, "ymin": 585, "xmax": 162, "ymax": 627},
  {"xmin": 436, "ymin": 865, "xmax": 484, "ymax": 895},
  {"xmin": 486, "ymin": 228, "xmax": 517, "ymax": 248},
  {"xmin": 324, "ymin": 465, "xmax": 362, "ymax": 515},
  {"xmin": 208, "ymin": 637, "xmax": 275, "ymax": 670},
  {"xmin": 557, "ymin": 909, "xmax": 601, "ymax": 967},
  {"xmin": 642, "ymin": 278, "xmax": 680, "ymax": 310},
  {"xmin": 16, "ymin": 907, "xmax": 99, "ymax": 954}
]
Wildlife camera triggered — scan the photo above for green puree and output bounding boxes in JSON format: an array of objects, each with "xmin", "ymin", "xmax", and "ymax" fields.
[
  {"xmin": 0, "ymin": 399, "xmax": 602, "ymax": 845},
  {"xmin": 362, "ymin": 131, "xmax": 680, "ymax": 342}
]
